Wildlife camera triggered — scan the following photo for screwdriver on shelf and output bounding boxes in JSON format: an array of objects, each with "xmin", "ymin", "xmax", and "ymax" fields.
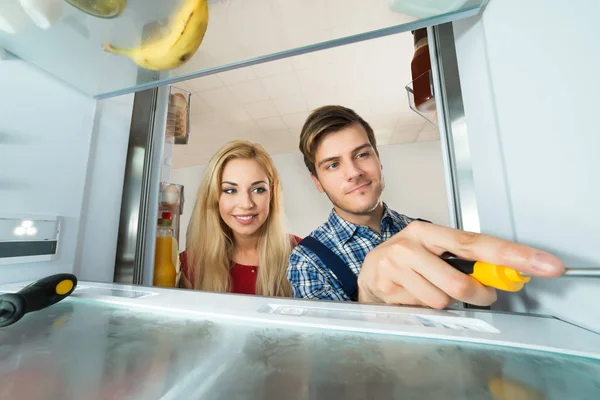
[
  {"xmin": 0, "ymin": 273, "xmax": 77, "ymax": 328},
  {"xmin": 444, "ymin": 258, "xmax": 600, "ymax": 292}
]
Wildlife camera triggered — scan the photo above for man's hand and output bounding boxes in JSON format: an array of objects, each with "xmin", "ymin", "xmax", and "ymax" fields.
[{"xmin": 357, "ymin": 221, "xmax": 565, "ymax": 308}]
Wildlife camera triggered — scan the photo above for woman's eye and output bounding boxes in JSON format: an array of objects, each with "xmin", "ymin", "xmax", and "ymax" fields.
[
  {"xmin": 253, "ymin": 187, "xmax": 267, "ymax": 194},
  {"xmin": 223, "ymin": 188, "xmax": 236, "ymax": 194},
  {"xmin": 327, "ymin": 162, "xmax": 339, "ymax": 170}
]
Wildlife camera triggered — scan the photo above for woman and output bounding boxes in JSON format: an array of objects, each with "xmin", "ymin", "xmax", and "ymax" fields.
[{"xmin": 180, "ymin": 140, "xmax": 301, "ymax": 296}]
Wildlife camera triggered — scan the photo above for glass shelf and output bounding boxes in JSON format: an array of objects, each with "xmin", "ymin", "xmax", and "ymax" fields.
[{"xmin": 0, "ymin": 0, "xmax": 485, "ymax": 99}]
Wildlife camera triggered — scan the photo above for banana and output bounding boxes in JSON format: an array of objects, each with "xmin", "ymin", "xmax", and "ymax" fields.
[{"xmin": 103, "ymin": 0, "xmax": 209, "ymax": 71}]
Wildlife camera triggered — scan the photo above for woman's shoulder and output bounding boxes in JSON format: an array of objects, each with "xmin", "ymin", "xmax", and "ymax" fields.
[
  {"xmin": 288, "ymin": 234, "xmax": 304, "ymax": 247},
  {"xmin": 179, "ymin": 250, "xmax": 191, "ymax": 276}
]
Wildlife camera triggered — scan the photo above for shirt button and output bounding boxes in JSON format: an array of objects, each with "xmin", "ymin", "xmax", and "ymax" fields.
[{"xmin": 251, "ymin": 269, "xmax": 255, "ymax": 273}]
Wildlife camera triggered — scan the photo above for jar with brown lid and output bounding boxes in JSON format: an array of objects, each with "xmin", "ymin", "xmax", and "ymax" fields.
[{"xmin": 411, "ymin": 28, "xmax": 436, "ymax": 113}]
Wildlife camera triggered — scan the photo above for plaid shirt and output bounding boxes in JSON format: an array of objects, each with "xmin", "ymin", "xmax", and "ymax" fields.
[{"xmin": 287, "ymin": 204, "xmax": 415, "ymax": 301}]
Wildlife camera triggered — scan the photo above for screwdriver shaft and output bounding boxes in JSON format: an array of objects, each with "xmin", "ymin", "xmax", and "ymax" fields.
[{"xmin": 562, "ymin": 268, "xmax": 600, "ymax": 278}]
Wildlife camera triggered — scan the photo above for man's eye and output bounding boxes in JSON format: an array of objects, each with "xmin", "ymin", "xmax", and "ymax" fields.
[
  {"xmin": 356, "ymin": 152, "xmax": 368, "ymax": 159},
  {"xmin": 327, "ymin": 162, "xmax": 339, "ymax": 170},
  {"xmin": 223, "ymin": 188, "xmax": 236, "ymax": 194}
]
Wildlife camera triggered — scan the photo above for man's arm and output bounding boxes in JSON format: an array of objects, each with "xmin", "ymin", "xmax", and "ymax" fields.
[
  {"xmin": 287, "ymin": 246, "xmax": 349, "ymax": 301},
  {"xmin": 357, "ymin": 221, "xmax": 565, "ymax": 308}
]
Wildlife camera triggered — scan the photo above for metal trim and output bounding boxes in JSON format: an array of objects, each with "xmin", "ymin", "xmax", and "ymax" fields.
[
  {"xmin": 140, "ymin": 85, "xmax": 170, "ymax": 287},
  {"xmin": 114, "ymin": 87, "xmax": 166, "ymax": 285},
  {"xmin": 428, "ymin": 23, "xmax": 480, "ymax": 232},
  {"xmin": 427, "ymin": 26, "xmax": 458, "ymax": 229}
]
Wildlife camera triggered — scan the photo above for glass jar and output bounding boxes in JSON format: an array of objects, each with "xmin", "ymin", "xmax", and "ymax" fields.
[{"xmin": 411, "ymin": 28, "xmax": 436, "ymax": 113}]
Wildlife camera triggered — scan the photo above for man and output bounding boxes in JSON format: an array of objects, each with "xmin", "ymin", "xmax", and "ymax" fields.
[{"xmin": 287, "ymin": 105, "xmax": 564, "ymax": 308}]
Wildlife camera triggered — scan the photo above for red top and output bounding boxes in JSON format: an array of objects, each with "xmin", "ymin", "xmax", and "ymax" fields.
[{"xmin": 179, "ymin": 235, "xmax": 302, "ymax": 295}]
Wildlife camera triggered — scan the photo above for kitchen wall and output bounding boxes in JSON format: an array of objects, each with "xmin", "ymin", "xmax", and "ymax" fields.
[
  {"xmin": 0, "ymin": 59, "xmax": 96, "ymax": 284},
  {"xmin": 171, "ymin": 140, "xmax": 449, "ymax": 250},
  {"xmin": 454, "ymin": 0, "xmax": 600, "ymax": 332}
]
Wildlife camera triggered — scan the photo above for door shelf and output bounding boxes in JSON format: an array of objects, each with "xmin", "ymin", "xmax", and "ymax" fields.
[{"xmin": 406, "ymin": 69, "xmax": 438, "ymax": 126}]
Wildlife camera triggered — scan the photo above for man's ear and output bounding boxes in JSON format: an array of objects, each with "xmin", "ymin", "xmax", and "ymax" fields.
[{"xmin": 310, "ymin": 173, "xmax": 325, "ymax": 193}]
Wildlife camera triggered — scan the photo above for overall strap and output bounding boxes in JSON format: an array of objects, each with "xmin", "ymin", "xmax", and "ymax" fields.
[{"xmin": 300, "ymin": 236, "xmax": 358, "ymax": 301}]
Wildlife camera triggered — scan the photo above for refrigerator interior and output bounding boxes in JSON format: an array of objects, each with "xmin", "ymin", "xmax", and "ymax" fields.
[
  {"xmin": 2, "ymin": 2, "xmax": 600, "ymax": 398},
  {"xmin": 0, "ymin": 281, "xmax": 599, "ymax": 399}
]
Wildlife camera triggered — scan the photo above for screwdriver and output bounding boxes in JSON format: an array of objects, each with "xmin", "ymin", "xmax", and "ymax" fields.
[
  {"xmin": 0, "ymin": 273, "xmax": 77, "ymax": 328},
  {"xmin": 444, "ymin": 258, "xmax": 600, "ymax": 292}
]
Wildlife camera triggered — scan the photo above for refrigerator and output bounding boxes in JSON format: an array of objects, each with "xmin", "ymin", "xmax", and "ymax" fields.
[
  {"xmin": 1, "ymin": 1, "xmax": 600, "ymax": 398},
  {"xmin": 1, "ymin": 279, "xmax": 599, "ymax": 399}
]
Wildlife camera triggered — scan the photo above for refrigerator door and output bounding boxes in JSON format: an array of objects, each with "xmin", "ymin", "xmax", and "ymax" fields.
[{"xmin": 0, "ymin": 281, "xmax": 599, "ymax": 399}]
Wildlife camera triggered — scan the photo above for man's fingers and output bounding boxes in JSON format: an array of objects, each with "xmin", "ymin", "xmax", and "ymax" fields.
[
  {"xmin": 387, "ymin": 266, "xmax": 453, "ymax": 309},
  {"xmin": 378, "ymin": 287, "xmax": 429, "ymax": 307},
  {"xmin": 405, "ymin": 246, "xmax": 498, "ymax": 306},
  {"xmin": 406, "ymin": 221, "xmax": 565, "ymax": 278}
]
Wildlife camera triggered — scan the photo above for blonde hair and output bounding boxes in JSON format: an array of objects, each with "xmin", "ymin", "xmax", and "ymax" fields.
[
  {"xmin": 299, "ymin": 105, "xmax": 378, "ymax": 176},
  {"xmin": 186, "ymin": 140, "xmax": 292, "ymax": 297}
]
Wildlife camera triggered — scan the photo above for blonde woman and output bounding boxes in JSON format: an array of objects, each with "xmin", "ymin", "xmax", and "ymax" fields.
[{"xmin": 179, "ymin": 140, "xmax": 301, "ymax": 296}]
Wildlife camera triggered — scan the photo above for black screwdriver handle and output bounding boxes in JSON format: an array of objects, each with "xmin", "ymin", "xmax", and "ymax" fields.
[
  {"xmin": 19, "ymin": 273, "xmax": 77, "ymax": 313},
  {"xmin": 0, "ymin": 273, "xmax": 77, "ymax": 328}
]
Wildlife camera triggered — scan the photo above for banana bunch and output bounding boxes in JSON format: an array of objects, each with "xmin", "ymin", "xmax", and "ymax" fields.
[{"xmin": 103, "ymin": 0, "xmax": 209, "ymax": 71}]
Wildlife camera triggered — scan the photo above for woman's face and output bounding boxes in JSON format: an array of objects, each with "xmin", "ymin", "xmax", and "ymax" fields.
[{"xmin": 219, "ymin": 158, "xmax": 271, "ymax": 240}]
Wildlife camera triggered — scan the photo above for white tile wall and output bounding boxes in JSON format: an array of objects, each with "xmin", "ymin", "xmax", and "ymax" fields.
[
  {"xmin": 261, "ymin": 71, "xmax": 303, "ymax": 99},
  {"xmin": 197, "ymin": 86, "xmax": 237, "ymax": 109},
  {"xmin": 173, "ymin": 33, "xmax": 439, "ymax": 168},
  {"xmin": 228, "ymin": 80, "xmax": 270, "ymax": 104},
  {"xmin": 273, "ymin": 95, "xmax": 309, "ymax": 115},
  {"xmin": 217, "ymin": 68, "xmax": 257, "ymax": 85},
  {"xmin": 281, "ymin": 112, "xmax": 311, "ymax": 131},
  {"xmin": 252, "ymin": 58, "xmax": 294, "ymax": 78},
  {"xmin": 185, "ymin": 75, "xmax": 223, "ymax": 92},
  {"xmin": 256, "ymin": 116, "xmax": 288, "ymax": 132},
  {"xmin": 244, "ymin": 100, "xmax": 279, "ymax": 120}
]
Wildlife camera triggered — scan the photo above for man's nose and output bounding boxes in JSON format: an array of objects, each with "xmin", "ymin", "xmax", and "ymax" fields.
[{"xmin": 344, "ymin": 160, "xmax": 363, "ymax": 181}]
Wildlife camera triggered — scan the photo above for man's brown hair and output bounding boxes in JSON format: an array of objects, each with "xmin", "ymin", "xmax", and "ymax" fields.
[{"xmin": 299, "ymin": 105, "xmax": 378, "ymax": 176}]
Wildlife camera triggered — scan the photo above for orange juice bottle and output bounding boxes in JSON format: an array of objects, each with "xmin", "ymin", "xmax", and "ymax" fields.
[{"xmin": 153, "ymin": 218, "xmax": 176, "ymax": 287}]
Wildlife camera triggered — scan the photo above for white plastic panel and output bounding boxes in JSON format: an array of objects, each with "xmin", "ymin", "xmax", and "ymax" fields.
[
  {"xmin": 0, "ymin": 59, "xmax": 95, "ymax": 283},
  {"xmin": 74, "ymin": 94, "xmax": 135, "ymax": 283},
  {"xmin": 453, "ymin": 0, "xmax": 600, "ymax": 332}
]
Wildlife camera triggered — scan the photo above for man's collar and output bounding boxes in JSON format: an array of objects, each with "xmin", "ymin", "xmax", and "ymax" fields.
[
  {"xmin": 381, "ymin": 202, "xmax": 395, "ymax": 226},
  {"xmin": 327, "ymin": 209, "xmax": 358, "ymax": 246},
  {"xmin": 327, "ymin": 203, "xmax": 394, "ymax": 245}
]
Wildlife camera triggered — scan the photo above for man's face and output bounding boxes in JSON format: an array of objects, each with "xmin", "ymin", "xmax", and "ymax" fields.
[{"xmin": 311, "ymin": 123, "xmax": 384, "ymax": 217}]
